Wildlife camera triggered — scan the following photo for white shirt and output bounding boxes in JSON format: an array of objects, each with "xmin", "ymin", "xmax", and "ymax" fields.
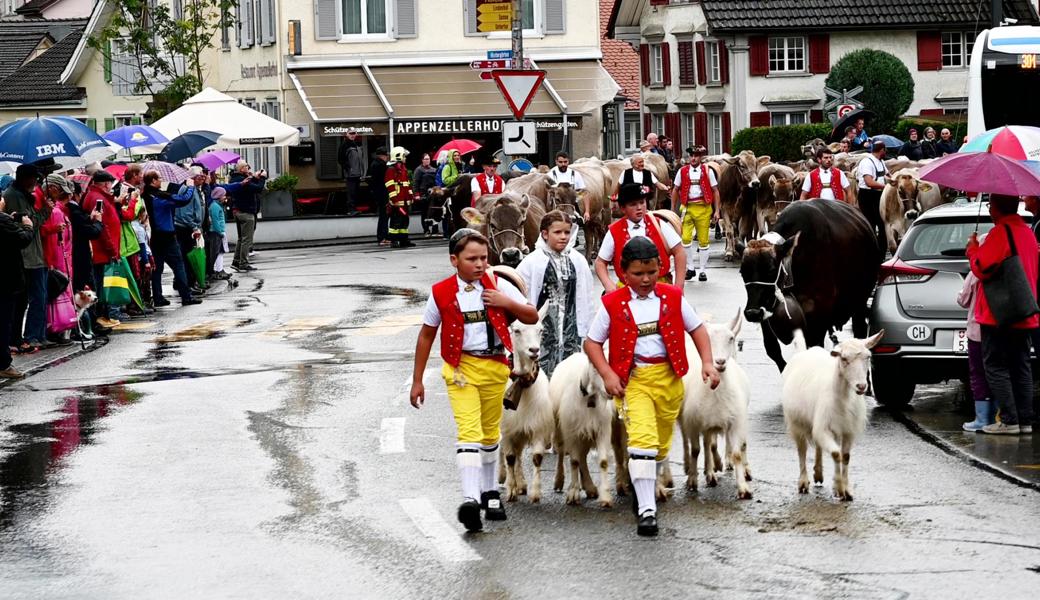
[
  {"xmin": 618, "ymin": 168, "xmax": 659, "ymax": 187},
  {"xmin": 422, "ymin": 276, "xmax": 528, "ymax": 352},
  {"xmin": 470, "ymin": 174, "xmax": 500, "ymax": 197},
  {"xmin": 597, "ymin": 216, "xmax": 682, "ymax": 264},
  {"xmin": 549, "ymin": 166, "xmax": 586, "ymax": 191},
  {"xmin": 587, "ymin": 288, "xmax": 703, "ymax": 365},
  {"xmin": 801, "ymin": 168, "xmax": 850, "ymax": 200},
  {"xmin": 672, "ymin": 164, "xmax": 718, "ymax": 200},
  {"xmin": 856, "ymin": 155, "xmax": 887, "ymax": 190}
]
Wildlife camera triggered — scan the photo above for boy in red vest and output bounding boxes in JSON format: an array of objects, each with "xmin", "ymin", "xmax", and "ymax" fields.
[
  {"xmin": 594, "ymin": 183, "xmax": 686, "ymax": 290},
  {"xmin": 585, "ymin": 237, "xmax": 719, "ymax": 536},
  {"xmin": 410, "ymin": 228, "xmax": 539, "ymax": 532},
  {"xmin": 799, "ymin": 148, "xmax": 849, "ymax": 201},
  {"xmin": 671, "ymin": 146, "xmax": 719, "ymax": 282}
]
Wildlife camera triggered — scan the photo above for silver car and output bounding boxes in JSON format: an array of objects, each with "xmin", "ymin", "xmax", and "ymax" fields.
[{"xmin": 868, "ymin": 200, "xmax": 1035, "ymax": 408}]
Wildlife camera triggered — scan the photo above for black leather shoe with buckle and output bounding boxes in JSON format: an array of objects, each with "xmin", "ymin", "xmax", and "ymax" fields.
[
  {"xmin": 457, "ymin": 500, "xmax": 483, "ymax": 532},
  {"xmin": 637, "ymin": 512, "xmax": 659, "ymax": 537},
  {"xmin": 481, "ymin": 491, "xmax": 507, "ymax": 521}
]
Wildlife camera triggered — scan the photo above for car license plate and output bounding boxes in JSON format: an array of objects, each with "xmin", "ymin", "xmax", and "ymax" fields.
[{"xmin": 953, "ymin": 330, "xmax": 969, "ymax": 353}]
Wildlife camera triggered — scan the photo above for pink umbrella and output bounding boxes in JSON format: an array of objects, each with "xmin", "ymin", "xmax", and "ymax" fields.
[
  {"xmin": 194, "ymin": 150, "xmax": 241, "ymax": 172},
  {"xmin": 104, "ymin": 164, "xmax": 127, "ymax": 180},
  {"xmin": 436, "ymin": 139, "xmax": 482, "ymax": 158},
  {"xmin": 917, "ymin": 152, "xmax": 1040, "ymax": 196}
]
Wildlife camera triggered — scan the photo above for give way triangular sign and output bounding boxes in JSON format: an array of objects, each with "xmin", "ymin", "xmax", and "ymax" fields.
[{"xmin": 490, "ymin": 69, "xmax": 546, "ymax": 120}]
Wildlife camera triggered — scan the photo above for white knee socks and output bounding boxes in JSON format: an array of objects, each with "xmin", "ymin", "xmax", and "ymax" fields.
[
  {"xmin": 684, "ymin": 243, "xmax": 695, "ymax": 271},
  {"xmin": 457, "ymin": 444, "xmax": 482, "ymax": 502},
  {"xmin": 628, "ymin": 447, "xmax": 658, "ymax": 516},
  {"xmin": 480, "ymin": 444, "xmax": 499, "ymax": 493},
  {"xmin": 698, "ymin": 246, "xmax": 710, "ymax": 272}
]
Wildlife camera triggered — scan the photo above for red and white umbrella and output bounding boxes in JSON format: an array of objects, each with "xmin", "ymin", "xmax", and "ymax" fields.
[{"xmin": 960, "ymin": 126, "xmax": 1040, "ymax": 160}]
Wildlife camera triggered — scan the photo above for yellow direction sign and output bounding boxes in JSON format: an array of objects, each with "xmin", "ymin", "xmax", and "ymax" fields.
[{"xmin": 477, "ymin": 0, "xmax": 512, "ymax": 32}]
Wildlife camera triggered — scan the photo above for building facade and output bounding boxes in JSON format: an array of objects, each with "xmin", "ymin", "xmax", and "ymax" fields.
[{"xmin": 610, "ymin": 0, "xmax": 1040, "ymax": 152}]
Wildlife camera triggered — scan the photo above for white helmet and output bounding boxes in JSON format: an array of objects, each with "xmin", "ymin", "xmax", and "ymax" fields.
[{"xmin": 390, "ymin": 146, "xmax": 409, "ymax": 163}]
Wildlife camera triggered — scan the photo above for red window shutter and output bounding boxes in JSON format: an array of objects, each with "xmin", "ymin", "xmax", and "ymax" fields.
[
  {"xmin": 749, "ymin": 111, "xmax": 771, "ymax": 127},
  {"xmin": 719, "ymin": 40, "xmax": 729, "ymax": 84},
  {"xmin": 917, "ymin": 31, "xmax": 942, "ymax": 71},
  {"xmin": 695, "ymin": 41, "xmax": 707, "ymax": 85},
  {"xmin": 722, "ymin": 112, "xmax": 732, "ymax": 154},
  {"xmin": 649, "ymin": 0, "xmax": 668, "ymax": 5},
  {"xmin": 661, "ymin": 42, "xmax": 671, "ymax": 85},
  {"xmin": 643, "ymin": 112, "xmax": 651, "ymax": 137},
  {"xmin": 677, "ymin": 41, "xmax": 695, "ymax": 86},
  {"xmin": 694, "ymin": 112, "xmax": 708, "ymax": 147},
  {"xmin": 749, "ymin": 36, "xmax": 768, "ymax": 76},
  {"xmin": 640, "ymin": 44, "xmax": 650, "ymax": 86},
  {"xmin": 919, "ymin": 108, "xmax": 945, "ymax": 116},
  {"xmin": 666, "ymin": 113, "xmax": 682, "ymax": 149},
  {"xmin": 809, "ymin": 109, "xmax": 824, "ymax": 123},
  {"xmin": 808, "ymin": 34, "xmax": 830, "ymax": 74}
]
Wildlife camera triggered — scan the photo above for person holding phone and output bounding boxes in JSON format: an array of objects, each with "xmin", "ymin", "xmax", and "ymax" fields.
[{"xmin": 228, "ymin": 161, "xmax": 267, "ymax": 272}]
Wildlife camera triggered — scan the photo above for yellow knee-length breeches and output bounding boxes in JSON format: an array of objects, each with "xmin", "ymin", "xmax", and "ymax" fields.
[
  {"xmin": 615, "ymin": 363, "xmax": 685, "ymax": 458},
  {"xmin": 443, "ymin": 354, "xmax": 511, "ymax": 446},
  {"xmin": 681, "ymin": 202, "xmax": 713, "ymax": 247}
]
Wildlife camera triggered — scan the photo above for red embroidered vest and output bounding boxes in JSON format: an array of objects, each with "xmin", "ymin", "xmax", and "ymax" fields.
[
  {"xmin": 608, "ymin": 216, "xmax": 671, "ymax": 280},
  {"xmin": 679, "ymin": 164, "xmax": 714, "ymax": 205},
  {"xmin": 431, "ymin": 272, "xmax": 513, "ymax": 367},
  {"xmin": 602, "ymin": 283, "xmax": 689, "ymax": 384},
  {"xmin": 808, "ymin": 168, "xmax": 845, "ymax": 201},
  {"xmin": 476, "ymin": 174, "xmax": 504, "ymax": 196}
]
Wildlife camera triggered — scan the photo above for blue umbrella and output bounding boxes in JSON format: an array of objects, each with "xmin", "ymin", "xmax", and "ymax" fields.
[
  {"xmin": 869, "ymin": 134, "xmax": 903, "ymax": 149},
  {"xmin": 103, "ymin": 124, "xmax": 169, "ymax": 149},
  {"xmin": 159, "ymin": 130, "xmax": 221, "ymax": 163},
  {"xmin": 0, "ymin": 116, "xmax": 113, "ymax": 166}
]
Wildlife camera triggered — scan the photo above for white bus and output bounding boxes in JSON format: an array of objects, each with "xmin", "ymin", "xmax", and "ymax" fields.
[{"xmin": 967, "ymin": 26, "xmax": 1040, "ymax": 139}]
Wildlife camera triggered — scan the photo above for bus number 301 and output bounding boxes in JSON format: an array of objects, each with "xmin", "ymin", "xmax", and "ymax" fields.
[{"xmin": 1021, "ymin": 54, "xmax": 1037, "ymax": 69}]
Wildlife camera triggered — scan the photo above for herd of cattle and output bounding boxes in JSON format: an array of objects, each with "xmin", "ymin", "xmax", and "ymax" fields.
[{"xmin": 426, "ymin": 139, "xmax": 954, "ymax": 266}]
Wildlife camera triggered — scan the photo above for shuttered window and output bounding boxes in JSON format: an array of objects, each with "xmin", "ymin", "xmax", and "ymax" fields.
[
  {"xmin": 917, "ymin": 31, "xmax": 942, "ymax": 71},
  {"xmin": 660, "ymin": 42, "xmax": 671, "ymax": 86},
  {"xmin": 317, "ymin": 135, "xmax": 342, "ymax": 180},
  {"xmin": 240, "ymin": 0, "xmax": 254, "ymax": 48},
  {"xmin": 260, "ymin": 0, "xmax": 276, "ymax": 46},
  {"xmin": 808, "ymin": 34, "xmax": 830, "ymax": 74},
  {"xmin": 640, "ymin": 44, "xmax": 650, "ymax": 86},
  {"xmin": 314, "ymin": 0, "xmax": 339, "ymax": 39},
  {"xmin": 749, "ymin": 111, "xmax": 770, "ymax": 128},
  {"xmin": 749, "ymin": 36, "xmax": 768, "ymax": 76},
  {"xmin": 396, "ymin": 0, "xmax": 417, "ymax": 37},
  {"xmin": 649, "ymin": 44, "xmax": 664, "ymax": 85},
  {"xmin": 677, "ymin": 41, "xmax": 695, "ymax": 86},
  {"xmin": 313, "ymin": 1, "xmax": 413, "ymax": 40},
  {"xmin": 696, "ymin": 41, "xmax": 707, "ymax": 85}
]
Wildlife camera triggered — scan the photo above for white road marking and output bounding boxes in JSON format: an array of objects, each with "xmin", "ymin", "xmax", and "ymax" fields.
[
  {"xmin": 379, "ymin": 417, "xmax": 406, "ymax": 454},
  {"xmin": 355, "ymin": 314, "xmax": 424, "ymax": 337},
  {"xmin": 398, "ymin": 497, "xmax": 482, "ymax": 563}
]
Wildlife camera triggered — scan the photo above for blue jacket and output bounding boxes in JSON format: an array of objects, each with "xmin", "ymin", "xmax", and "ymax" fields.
[
  {"xmin": 228, "ymin": 172, "xmax": 266, "ymax": 214},
  {"xmin": 208, "ymin": 200, "xmax": 226, "ymax": 234},
  {"xmin": 146, "ymin": 184, "xmax": 194, "ymax": 233},
  {"xmin": 174, "ymin": 184, "xmax": 204, "ymax": 230}
]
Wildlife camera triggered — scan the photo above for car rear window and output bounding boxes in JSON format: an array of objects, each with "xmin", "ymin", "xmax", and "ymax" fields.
[{"xmin": 899, "ymin": 220, "xmax": 995, "ymax": 260}]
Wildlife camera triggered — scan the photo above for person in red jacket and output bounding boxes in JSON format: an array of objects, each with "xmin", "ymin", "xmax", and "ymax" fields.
[
  {"xmin": 585, "ymin": 236, "xmax": 719, "ymax": 536},
  {"xmin": 966, "ymin": 194, "xmax": 1039, "ymax": 435},
  {"xmin": 410, "ymin": 229, "xmax": 538, "ymax": 533},
  {"xmin": 84, "ymin": 170, "xmax": 126, "ymax": 327}
]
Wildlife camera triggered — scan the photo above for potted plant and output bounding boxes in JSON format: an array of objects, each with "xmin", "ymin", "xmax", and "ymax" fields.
[{"xmin": 262, "ymin": 173, "xmax": 298, "ymax": 218}]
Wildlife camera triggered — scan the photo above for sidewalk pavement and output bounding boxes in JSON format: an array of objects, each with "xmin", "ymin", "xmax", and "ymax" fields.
[{"xmin": 901, "ymin": 384, "xmax": 1040, "ymax": 489}]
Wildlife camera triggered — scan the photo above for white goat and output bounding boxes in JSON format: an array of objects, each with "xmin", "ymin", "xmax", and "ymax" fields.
[
  {"xmin": 780, "ymin": 329, "xmax": 883, "ymax": 501},
  {"xmin": 550, "ymin": 352, "xmax": 624, "ymax": 507},
  {"xmin": 498, "ymin": 315, "xmax": 555, "ymax": 503},
  {"xmin": 679, "ymin": 310, "xmax": 753, "ymax": 499}
]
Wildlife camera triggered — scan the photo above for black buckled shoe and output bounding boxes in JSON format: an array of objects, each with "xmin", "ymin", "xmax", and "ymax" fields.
[
  {"xmin": 637, "ymin": 511, "xmax": 659, "ymax": 537},
  {"xmin": 457, "ymin": 500, "xmax": 483, "ymax": 532},
  {"xmin": 481, "ymin": 491, "xmax": 507, "ymax": 521},
  {"xmin": 685, "ymin": 269, "xmax": 695, "ymax": 281},
  {"xmin": 698, "ymin": 271, "xmax": 708, "ymax": 282}
]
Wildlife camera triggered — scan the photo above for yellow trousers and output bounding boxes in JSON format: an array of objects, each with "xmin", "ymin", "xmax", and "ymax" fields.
[
  {"xmin": 615, "ymin": 363, "xmax": 685, "ymax": 458},
  {"xmin": 680, "ymin": 202, "xmax": 713, "ymax": 247},
  {"xmin": 443, "ymin": 354, "xmax": 511, "ymax": 446}
]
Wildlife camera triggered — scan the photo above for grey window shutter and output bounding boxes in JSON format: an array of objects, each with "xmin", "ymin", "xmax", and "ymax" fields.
[
  {"xmin": 317, "ymin": 135, "xmax": 341, "ymax": 180},
  {"xmin": 254, "ymin": 0, "xmax": 262, "ymax": 43},
  {"xmin": 395, "ymin": 0, "xmax": 417, "ymax": 38},
  {"xmin": 314, "ymin": 0, "xmax": 339, "ymax": 40},
  {"xmin": 244, "ymin": 1, "xmax": 254, "ymax": 47},
  {"xmin": 545, "ymin": 0, "xmax": 565, "ymax": 35},
  {"xmin": 265, "ymin": 0, "xmax": 276, "ymax": 44},
  {"xmin": 235, "ymin": 2, "xmax": 242, "ymax": 46},
  {"xmin": 463, "ymin": 0, "xmax": 479, "ymax": 36}
]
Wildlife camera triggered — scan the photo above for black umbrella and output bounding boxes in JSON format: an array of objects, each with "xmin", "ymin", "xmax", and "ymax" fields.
[
  {"xmin": 158, "ymin": 130, "xmax": 221, "ymax": 163},
  {"xmin": 829, "ymin": 108, "xmax": 876, "ymax": 142}
]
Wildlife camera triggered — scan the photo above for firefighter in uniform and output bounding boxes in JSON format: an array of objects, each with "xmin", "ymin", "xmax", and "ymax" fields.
[
  {"xmin": 671, "ymin": 146, "xmax": 719, "ymax": 282},
  {"xmin": 594, "ymin": 183, "xmax": 685, "ymax": 290},
  {"xmin": 585, "ymin": 236, "xmax": 720, "ymax": 536},
  {"xmin": 410, "ymin": 229, "xmax": 539, "ymax": 533},
  {"xmin": 385, "ymin": 146, "xmax": 414, "ymax": 248}
]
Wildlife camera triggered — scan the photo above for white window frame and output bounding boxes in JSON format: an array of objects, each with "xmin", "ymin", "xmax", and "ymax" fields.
[
  {"xmin": 113, "ymin": 114, "xmax": 137, "ymax": 128},
  {"xmin": 650, "ymin": 43, "xmax": 664, "ymax": 85},
  {"xmin": 651, "ymin": 113, "xmax": 665, "ymax": 137},
  {"xmin": 707, "ymin": 41, "xmax": 721, "ymax": 83},
  {"xmin": 941, "ymin": 31, "xmax": 973, "ymax": 69},
  {"xmin": 768, "ymin": 36, "xmax": 806, "ymax": 74},
  {"xmin": 682, "ymin": 113, "xmax": 695, "ymax": 148},
  {"xmin": 624, "ymin": 114, "xmax": 641, "ymax": 152},
  {"xmin": 709, "ymin": 113, "xmax": 723, "ymax": 156},
  {"xmin": 339, "ymin": 0, "xmax": 394, "ymax": 40},
  {"xmin": 487, "ymin": 0, "xmax": 543, "ymax": 38},
  {"xmin": 770, "ymin": 111, "xmax": 807, "ymax": 126}
]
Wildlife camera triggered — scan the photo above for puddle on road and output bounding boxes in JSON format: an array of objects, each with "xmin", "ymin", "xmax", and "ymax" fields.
[
  {"xmin": 0, "ymin": 386, "xmax": 142, "ymax": 530},
  {"xmin": 325, "ymin": 284, "xmax": 426, "ymax": 305},
  {"xmin": 155, "ymin": 318, "xmax": 254, "ymax": 343}
]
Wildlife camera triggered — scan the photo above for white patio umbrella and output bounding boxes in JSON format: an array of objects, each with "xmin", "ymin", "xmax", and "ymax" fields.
[{"xmin": 138, "ymin": 87, "xmax": 299, "ymax": 153}]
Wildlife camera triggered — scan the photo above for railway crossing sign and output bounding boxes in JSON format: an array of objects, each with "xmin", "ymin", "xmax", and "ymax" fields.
[
  {"xmin": 824, "ymin": 85, "xmax": 864, "ymax": 124},
  {"xmin": 490, "ymin": 69, "xmax": 546, "ymax": 120},
  {"xmin": 503, "ymin": 121, "xmax": 537, "ymax": 155}
]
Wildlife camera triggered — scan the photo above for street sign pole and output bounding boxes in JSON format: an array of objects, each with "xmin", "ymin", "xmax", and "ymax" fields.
[{"xmin": 511, "ymin": 0, "xmax": 524, "ymax": 71}]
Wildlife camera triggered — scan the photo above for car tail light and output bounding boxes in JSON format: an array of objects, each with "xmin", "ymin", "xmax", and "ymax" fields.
[
  {"xmin": 872, "ymin": 345, "xmax": 900, "ymax": 354},
  {"xmin": 877, "ymin": 258, "xmax": 937, "ymax": 286}
]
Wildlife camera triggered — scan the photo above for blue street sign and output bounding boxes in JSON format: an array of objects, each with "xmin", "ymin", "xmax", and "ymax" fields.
[{"xmin": 487, "ymin": 50, "xmax": 513, "ymax": 60}]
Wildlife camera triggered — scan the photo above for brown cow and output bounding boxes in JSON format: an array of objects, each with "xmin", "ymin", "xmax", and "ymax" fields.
[
  {"xmin": 570, "ymin": 159, "xmax": 613, "ymax": 260},
  {"xmin": 717, "ymin": 150, "xmax": 767, "ymax": 260},
  {"xmin": 461, "ymin": 191, "xmax": 546, "ymax": 267},
  {"xmin": 756, "ymin": 163, "xmax": 797, "ymax": 235},
  {"xmin": 879, "ymin": 168, "xmax": 920, "ymax": 254}
]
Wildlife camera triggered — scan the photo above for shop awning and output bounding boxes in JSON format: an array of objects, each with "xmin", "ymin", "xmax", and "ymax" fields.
[{"xmin": 289, "ymin": 60, "xmax": 619, "ymax": 122}]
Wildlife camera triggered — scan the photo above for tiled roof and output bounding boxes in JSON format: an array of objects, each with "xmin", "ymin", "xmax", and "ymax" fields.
[
  {"xmin": 0, "ymin": 30, "xmax": 85, "ymax": 106},
  {"xmin": 701, "ymin": 0, "xmax": 1039, "ymax": 32},
  {"xmin": 0, "ymin": 33, "xmax": 51, "ymax": 79},
  {"xmin": 600, "ymin": 0, "xmax": 640, "ymax": 110},
  {"xmin": 15, "ymin": 0, "xmax": 62, "ymax": 17}
]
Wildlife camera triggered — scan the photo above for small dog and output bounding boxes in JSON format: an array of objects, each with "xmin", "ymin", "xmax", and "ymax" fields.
[{"xmin": 73, "ymin": 289, "xmax": 98, "ymax": 348}]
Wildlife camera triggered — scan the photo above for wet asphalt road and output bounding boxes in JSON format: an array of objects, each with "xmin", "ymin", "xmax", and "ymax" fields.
[{"xmin": 1, "ymin": 239, "xmax": 1039, "ymax": 599}]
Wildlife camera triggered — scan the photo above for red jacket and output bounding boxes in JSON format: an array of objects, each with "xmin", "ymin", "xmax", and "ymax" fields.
[
  {"xmin": 84, "ymin": 185, "xmax": 121, "ymax": 265},
  {"xmin": 431, "ymin": 272, "xmax": 513, "ymax": 366},
  {"xmin": 602, "ymin": 283, "xmax": 689, "ymax": 384},
  {"xmin": 967, "ymin": 213, "xmax": 1039, "ymax": 329}
]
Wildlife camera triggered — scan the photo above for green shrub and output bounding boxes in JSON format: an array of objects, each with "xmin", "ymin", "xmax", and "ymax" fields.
[
  {"xmin": 266, "ymin": 173, "xmax": 299, "ymax": 193},
  {"xmin": 826, "ymin": 49, "xmax": 914, "ymax": 135},
  {"xmin": 731, "ymin": 123, "xmax": 833, "ymax": 162}
]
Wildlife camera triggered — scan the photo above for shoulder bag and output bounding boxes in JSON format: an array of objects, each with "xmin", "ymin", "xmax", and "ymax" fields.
[{"xmin": 982, "ymin": 224, "xmax": 1040, "ymax": 327}]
